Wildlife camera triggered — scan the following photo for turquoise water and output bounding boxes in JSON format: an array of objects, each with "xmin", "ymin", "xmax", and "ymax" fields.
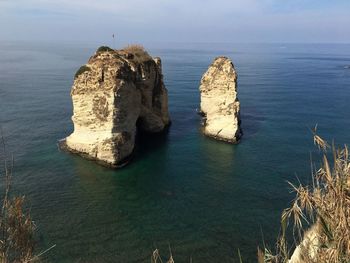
[{"xmin": 1, "ymin": 42, "xmax": 350, "ymax": 262}]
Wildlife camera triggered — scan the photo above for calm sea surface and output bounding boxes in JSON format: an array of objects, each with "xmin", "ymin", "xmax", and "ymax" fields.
[{"xmin": 0, "ymin": 42, "xmax": 350, "ymax": 262}]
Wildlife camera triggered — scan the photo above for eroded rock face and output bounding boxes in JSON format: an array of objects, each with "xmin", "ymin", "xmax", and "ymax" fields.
[
  {"xmin": 199, "ymin": 57, "xmax": 242, "ymax": 143},
  {"xmin": 64, "ymin": 46, "xmax": 170, "ymax": 167}
]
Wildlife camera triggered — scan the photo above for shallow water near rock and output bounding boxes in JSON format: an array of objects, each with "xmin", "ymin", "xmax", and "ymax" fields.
[{"xmin": 1, "ymin": 42, "xmax": 350, "ymax": 262}]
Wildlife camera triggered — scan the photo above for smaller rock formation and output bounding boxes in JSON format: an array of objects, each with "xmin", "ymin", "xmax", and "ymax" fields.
[
  {"xmin": 199, "ymin": 57, "xmax": 242, "ymax": 143},
  {"xmin": 62, "ymin": 45, "xmax": 170, "ymax": 167}
]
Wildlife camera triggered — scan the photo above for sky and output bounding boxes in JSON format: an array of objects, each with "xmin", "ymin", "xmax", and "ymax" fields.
[{"xmin": 1, "ymin": 0, "xmax": 350, "ymax": 44}]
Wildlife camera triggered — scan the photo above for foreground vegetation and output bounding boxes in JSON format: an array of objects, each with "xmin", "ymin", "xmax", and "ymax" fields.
[
  {"xmin": 0, "ymin": 138, "xmax": 36, "ymax": 262},
  {"xmin": 0, "ymin": 137, "xmax": 54, "ymax": 263},
  {"xmin": 152, "ymin": 130, "xmax": 350, "ymax": 263},
  {"xmin": 259, "ymin": 129, "xmax": 350, "ymax": 263},
  {"xmin": 2, "ymin": 129, "xmax": 349, "ymax": 262}
]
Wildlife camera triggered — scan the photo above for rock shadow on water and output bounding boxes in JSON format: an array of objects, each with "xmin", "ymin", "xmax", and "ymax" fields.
[{"xmin": 132, "ymin": 122, "xmax": 171, "ymax": 163}]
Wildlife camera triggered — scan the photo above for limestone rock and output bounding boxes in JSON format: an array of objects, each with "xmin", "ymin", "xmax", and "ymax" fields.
[
  {"xmin": 289, "ymin": 223, "xmax": 320, "ymax": 263},
  {"xmin": 199, "ymin": 56, "xmax": 242, "ymax": 143},
  {"xmin": 63, "ymin": 46, "xmax": 170, "ymax": 167}
]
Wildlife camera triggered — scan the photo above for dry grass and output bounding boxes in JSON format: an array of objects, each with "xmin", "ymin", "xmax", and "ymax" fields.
[
  {"xmin": 0, "ymin": 136, "xmax": 37, "ymax": 263},
  {"xmin": 259, "ymin": 127, "xmax": 350, "ymax": 263},
  {"xmin": 151, "ymin": 249, "xmax": 174, "ymax": 263},
  {"xmin": 122, "ymin": 44, "xmax": 152, "ymax": 63},
  {"xmin": 0, "ymin": 134, "xmax": 55, "ymax": 262},
  {"xmin": 151, "ymin": 128, "xmax": 350, "ymax": 263},
  {"xmin": 3, "ymin": 125, "xmax": 347, "ymax": 263},
  {"xmin": 122, "ymin": 44, "xmax": 146, "ymax": 53}
]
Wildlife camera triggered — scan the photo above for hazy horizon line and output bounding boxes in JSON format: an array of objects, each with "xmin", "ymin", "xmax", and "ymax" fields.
[{"xmin": 1, "ymin": 39, "xmax": 350, "ymax": 46}]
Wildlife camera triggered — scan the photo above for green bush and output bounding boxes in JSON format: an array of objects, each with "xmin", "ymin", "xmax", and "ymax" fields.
[
  {"xmin": 96, "ymin": 46, "xmax": 114, "ymax": 53},
  {"xmin": 74, "ymin": 65, "xmax": 91, "ymax": 79}
]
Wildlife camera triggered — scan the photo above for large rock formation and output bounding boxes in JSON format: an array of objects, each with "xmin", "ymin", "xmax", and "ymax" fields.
[
  {"xmin": 199, "ymin": 57, "xmax": 242, "ymax": 143},
  {"xmin": 63, "ymin": 46, "xmax": 170, "ymax": 167}
]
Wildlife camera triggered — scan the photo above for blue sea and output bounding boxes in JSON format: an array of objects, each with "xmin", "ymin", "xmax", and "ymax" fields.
[{"xmin": 0, "ymin": 42, "xmax": 350, "ymax": 262}]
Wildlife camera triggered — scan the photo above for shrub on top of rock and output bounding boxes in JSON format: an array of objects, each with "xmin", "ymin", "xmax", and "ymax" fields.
[
  {"xmin": 96, "ymin": 46, "xmax": 114, "ymax": 53},
  {"xmin": 121, "ymin": 45, "xmax": 152, "ymax": 63},
  {"xmin": 74, "ymin": 65, "xmax": 91, "ymax": 79}
]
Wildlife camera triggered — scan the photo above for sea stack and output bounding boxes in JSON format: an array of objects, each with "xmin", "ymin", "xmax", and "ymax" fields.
[
  {"xmin": 199, "ymin": 57, "xmax": 242, "ymax": 143},
  {"xmin": 63, "ymin": 46, "xmax": 170, "ymax": 167}
]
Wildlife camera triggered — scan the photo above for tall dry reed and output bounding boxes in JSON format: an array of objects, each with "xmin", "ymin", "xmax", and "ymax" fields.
[
  {"xmin": 0, "ymin": 134, "xmax": 55, "ymax": 263},
  {"xmin": 259, "ymin": 127, "xmax": 350, "ymax": 263}
]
